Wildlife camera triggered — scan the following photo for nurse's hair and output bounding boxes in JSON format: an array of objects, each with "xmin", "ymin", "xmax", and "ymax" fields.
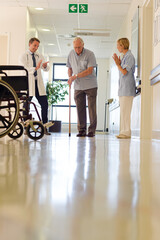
[
  {"xmin": 73, "ymin": 37, "xmax": 84, "ymax": 45},
  {"xmin": 117, "ymin": 38, "xmax": 129, "ymax": 49}
]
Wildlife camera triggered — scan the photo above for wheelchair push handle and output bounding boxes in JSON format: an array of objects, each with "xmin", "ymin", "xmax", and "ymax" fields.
[
  {"xmin": 0, "ymin": 65, "xmax": 25, "ymax": 70},
  {"xmin": 0, "ymin": 65, "xmax": 28, "ymax": 76}
]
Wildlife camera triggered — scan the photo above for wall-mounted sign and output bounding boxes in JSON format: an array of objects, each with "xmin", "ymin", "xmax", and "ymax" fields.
[
  {"xmin": 69, "ymin": 4, "xmax": 88, "ymax": 13},
  {"xmin": 79, "ymin": 4, "xmax": 88, "ymax": 13},
  {"xmin": 69, "ymin": 4, "xmax": 78, "ymax": 13}
]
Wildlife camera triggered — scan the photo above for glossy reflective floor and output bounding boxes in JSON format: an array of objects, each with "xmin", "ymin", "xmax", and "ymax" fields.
[{"xmin": 0, "ymin": 133, "xmax": 160, "ymax": 240}]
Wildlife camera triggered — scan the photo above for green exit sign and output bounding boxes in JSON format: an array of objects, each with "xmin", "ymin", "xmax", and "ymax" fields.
[
  {"xmin": 69, "ymin": 4, "xmax": 88, "ymax": 13},
  {"xmin": 79, "ymin": 4, "xmax": 88, "ymax": 13},
  {"xmin": 69, "ymin": 4, "xmax": 78, "ymax": 13}
]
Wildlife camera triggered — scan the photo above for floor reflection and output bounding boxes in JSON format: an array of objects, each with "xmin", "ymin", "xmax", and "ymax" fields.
[{"xmin": 0, "ymin": 134, "xmax": 160, "ymax": 240}]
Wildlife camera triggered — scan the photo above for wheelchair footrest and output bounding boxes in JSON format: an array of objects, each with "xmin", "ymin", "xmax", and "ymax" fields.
[{"xmin": 44, "ymin": 121, "xmax": 54, "ymax": 128}]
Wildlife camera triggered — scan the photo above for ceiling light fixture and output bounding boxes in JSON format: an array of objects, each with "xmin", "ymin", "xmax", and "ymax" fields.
[
  {"xmin": 42, "ymin": 29, "xmax": 50, "ymax": 32},
  {"xmin": 48, "ymin": 43, "xmax": 55, "ymax": 46},
  {"xmin": 73, "ymin": 28, "xmax": 111, "ymax": 32},
  {"xmin": 35, "ymin": 8, "xmax": 44, "ymax": 11},
  {"xmin": 58, "ymin": 34, "xmax": 76, "ymax": 39},
  {"xmin": 50, "ymin": 54, "xmax": 58, "ymax": 57}
]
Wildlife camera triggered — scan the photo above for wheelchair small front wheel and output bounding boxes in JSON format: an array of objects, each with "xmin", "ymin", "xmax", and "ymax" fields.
[
  {"xmin": 26, "ymin": 121, "xmax": 44, "ymax": 140},
  {"xmin": 8, "ymin": 122, "xmax": 23, "ymax": 139}
]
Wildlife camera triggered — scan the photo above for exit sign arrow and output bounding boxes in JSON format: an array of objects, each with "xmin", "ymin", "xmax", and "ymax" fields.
[{"xmin": 69, "ymin": 4, "xmax": 78, "ymax": 13}]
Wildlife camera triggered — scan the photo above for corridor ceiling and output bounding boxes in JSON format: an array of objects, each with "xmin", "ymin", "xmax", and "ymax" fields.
[{"xmin": 0, "ymin": 0, "xmax": 133, "ymax": 58}]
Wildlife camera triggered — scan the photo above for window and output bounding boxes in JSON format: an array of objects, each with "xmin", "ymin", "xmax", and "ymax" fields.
[
  {"xmin": 52, "ymin": 63, "xmax": 97, "ymax": 124},
  {"xmin": 52, "ymin": 63, "xmax": 77, "ymax": 123}
]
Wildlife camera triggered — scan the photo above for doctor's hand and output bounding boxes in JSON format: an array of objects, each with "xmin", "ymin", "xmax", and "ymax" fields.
[
  {"xmin": 35, "ymin": 59, "xmax": 43, "ymax": 70},
  {"xmin": 42, "ymin": 61, "xmax": 49, "ymax": 69}
]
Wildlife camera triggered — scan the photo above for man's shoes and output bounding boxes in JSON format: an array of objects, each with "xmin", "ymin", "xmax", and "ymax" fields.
[
  {"xmin": 116, "ymin": 134, "xmax": 131, "ymax": 139},
  {"xmin": 44, "ymin": 127, "xmax": 51, "ymax": 135},
  {"xmin": 87, "ymin": 132, "xmax": 95, "ymax": 137},
  {"xmin": 76, "ymin": 131, "xmax": 86, "ymax": 137}
]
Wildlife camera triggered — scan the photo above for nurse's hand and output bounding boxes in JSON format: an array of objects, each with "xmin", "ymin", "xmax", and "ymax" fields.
[{"xmin": 112, "ymin": 53, "xmax": 121, "ymax": 66}]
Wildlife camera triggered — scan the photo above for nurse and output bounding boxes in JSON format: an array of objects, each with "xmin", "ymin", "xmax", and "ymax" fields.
[{"xmin": 112, "ymin": 38, "xmax": 136, "ymax": 139}]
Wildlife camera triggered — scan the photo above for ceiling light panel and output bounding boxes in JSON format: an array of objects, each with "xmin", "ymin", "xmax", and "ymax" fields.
[
  {"xmin": 87, "ymin": 0, "xmax": 132, "ymax": 3},
  {"xmin": 0, "ymin": 1, "xmax": 48, "ymax": 8},
  {"xmin": 35, "ymin": 8, "xmax": 44, "ymax": 10}
]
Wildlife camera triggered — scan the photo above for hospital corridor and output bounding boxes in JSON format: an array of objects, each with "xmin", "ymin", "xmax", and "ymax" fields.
[{"xmin": 1, "ymin": 0, "xmax": 160, "ymax": 239}]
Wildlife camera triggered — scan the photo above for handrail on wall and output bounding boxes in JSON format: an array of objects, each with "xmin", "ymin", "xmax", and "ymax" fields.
[{"xmin": 150, "ymin": 64, "xmax": 160, "ymax": 85}]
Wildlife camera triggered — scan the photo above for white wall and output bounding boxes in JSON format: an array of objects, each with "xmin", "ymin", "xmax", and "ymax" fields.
[
  {"xmin": 96, "ymin": 58, "xmax": 110, "ymax": 131},
  {"xmin": 0, "ymin": 7, "xmax": 27, "ymax": 65},
  {"xmin": 26, "ymin": 9, "xmax": 37, "ymax": 50},
  {"xmin": 0, "ymin": 34, "xmax": 9, "ymax": 64}
]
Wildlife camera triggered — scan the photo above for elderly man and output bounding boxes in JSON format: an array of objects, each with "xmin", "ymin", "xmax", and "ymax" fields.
[
  {"xmin": 67, "ymin": 37, "xmax": 98, "ymax": 137},
  {"xmin": 19, "ymin": 37, "xmax": 50, "ymax": 135}
]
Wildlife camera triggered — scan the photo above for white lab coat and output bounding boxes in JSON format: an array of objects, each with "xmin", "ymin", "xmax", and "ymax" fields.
[{"xmin": 19, "ymin": 50, "xmax": 49, "ymax": 96}]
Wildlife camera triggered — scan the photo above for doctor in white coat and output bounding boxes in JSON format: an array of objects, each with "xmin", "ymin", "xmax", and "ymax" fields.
[{"xmin": 19, "ymin": 37, "xmax": 50, "ymax": 135}]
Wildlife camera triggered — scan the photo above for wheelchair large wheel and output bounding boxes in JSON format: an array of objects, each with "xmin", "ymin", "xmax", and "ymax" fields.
[
  {"xmin": 8, "ymin": 122, "xmax": 23, "ymax": 139},
  {"xmin": 0, "ymin": 79, "xmax": 19, "ymax": 138},
  {"xmin": 26, "ymin": 121, "xmax": 44, "ymax": 140}
]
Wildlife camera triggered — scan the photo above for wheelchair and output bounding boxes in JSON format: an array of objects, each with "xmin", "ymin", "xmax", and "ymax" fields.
[{"xmin": 0, "ymin": 65, "xmax": 52, "ymax": 140}]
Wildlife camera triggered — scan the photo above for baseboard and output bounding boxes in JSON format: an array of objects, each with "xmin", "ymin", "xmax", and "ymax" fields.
[
  {"xmin": 152, "ymin": 130, "xmax": 160, "ymax": 140},
  {"xmin": 131, "ymin": 130, "xmax": 140, "ymax": 137},
  {"xmin": 109, "ymin": 129, "xmax": 140, "ymax": 137}
]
